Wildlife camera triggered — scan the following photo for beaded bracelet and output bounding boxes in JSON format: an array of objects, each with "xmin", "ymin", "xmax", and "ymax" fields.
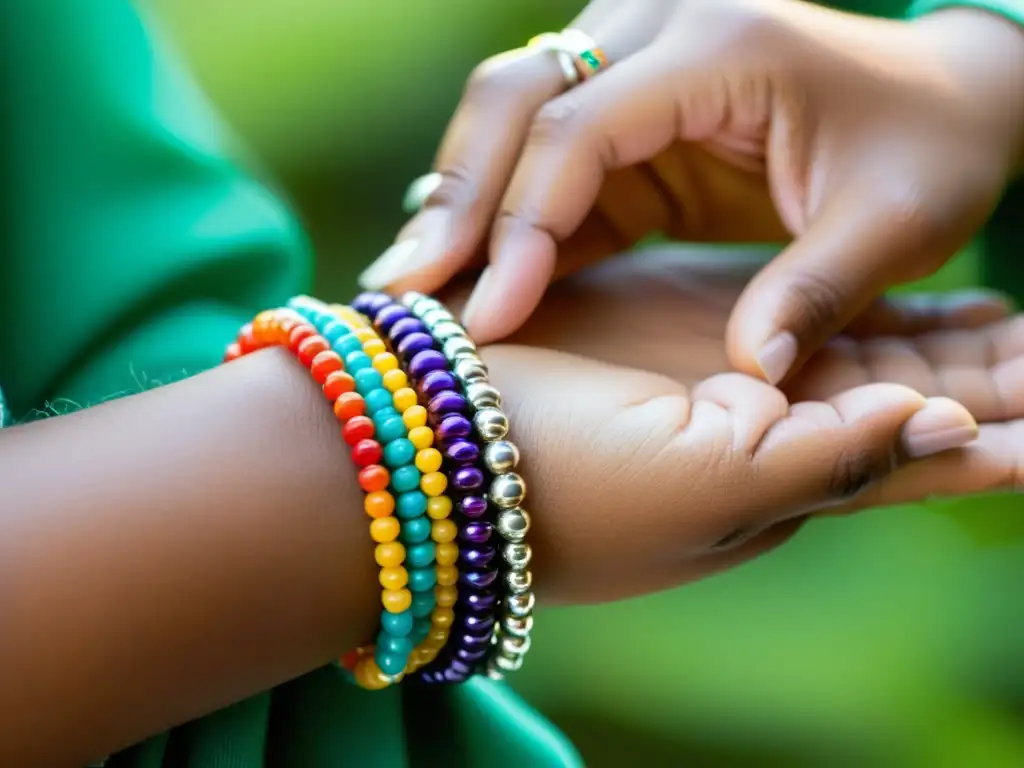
[
  {"xmin": 285, "ymin": 296, "xmax": 454, "ymax": 686},
  {"xmin": 400, "ymin": 292, "xmax": 534, "ymax": 679},
  {"xmin": 352, "ymin": 292, "xmax": 502, "ymax": 683}
]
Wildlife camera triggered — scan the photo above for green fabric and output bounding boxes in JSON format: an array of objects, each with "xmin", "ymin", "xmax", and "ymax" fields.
[{"xmin": 0, "ymin": 1, "xmax": 579, "ymax": 766}]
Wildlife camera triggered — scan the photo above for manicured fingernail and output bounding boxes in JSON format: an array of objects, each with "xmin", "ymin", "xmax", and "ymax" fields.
[
  {"xmin": 902, "ymin": 397, "xmax": 978, "ymax": 459},
  {"xmin": 358, "ymin": 239, "xmax": 420, "ymax": 290},
  {"xmin": 757, "ymin": 331, "xmax": 799, "ymax": 385},
  {"xmin": 461, "ymin": 267, "xmax": 495, "ymax": 336}
]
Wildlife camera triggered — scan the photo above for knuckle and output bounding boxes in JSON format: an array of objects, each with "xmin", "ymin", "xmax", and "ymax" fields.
[
  {"xmin": 827, "ymin": 445, "xmax": 895, "ymax": 500},
  {"xmin": 423, "ymin": 166, "xmax": 481, "ymax": 211},
  {"xmin": 463, "ymin": 58, "xmax": 522, "ymax": 108},
  {"xmin": 686, "ymin": 0, "xmax": 788, "ymax": 56},
  {"xmin": 529, "ymin": 96, "xmax": 592, "ymax": 151}
]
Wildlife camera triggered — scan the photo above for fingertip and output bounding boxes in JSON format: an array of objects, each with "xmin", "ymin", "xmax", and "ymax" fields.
[{"xmin": 901, "ymin": 396, "xmax": 978, "ymax": 459}]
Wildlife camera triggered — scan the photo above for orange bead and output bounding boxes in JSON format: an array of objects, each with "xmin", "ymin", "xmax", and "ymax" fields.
[
  {"xmin": 379, "ymin": 566, "xmax": 409, "ymax": 590},
  {"xmin": 363, "ymin": 338, "xmax": 387, "ymax": 358},
  {"xmin": 432, "ymin": 519, "xmax": 457, "ymax": 544},
  {"xmin": 334, "ymin": 391, "xmax": 365, "ymax": 421},
  {"xmin": 364, "ymin": 491, "xmax": 395, "ymax": 519},
  {"xmin": 382, "ymin": 368, "xmax": 408, "ymax": 393},
  {"xmin": 288, "ymin": 323, "xmax": 316, "ymax": 352},
  {"xmin": 358, "ymin": 464, "xmax": 390, "ymax": 493},
  {"xmin": 435, "ymin": 541, "xmax": 458, "ymax": 566},
  {"xmin": 435, "ymin": 584, "xmax": 458, "ymax": 608},
  {"xmin": 323, "ymin": 370, "xmax": 356, "ymax": 400},
  {"xmin": 370, "ymin": 517, "xmax": 400, "ymax": 543},
  {"xmin": 375, "ymin": 541, "xmax": 406, "ymax": 568},
  {"xmin": 402, "ymin": 405, "xmax": 428, "ymax": 430},
  {"xmin": 310, "ymin": 350, "xmax": 343, "ymax": 384},
  {"xmin": 436, "ymin": 566, "xmax": 458, "ymax": 587},
  {"xmin": 297, "ymin": 335, "xmax": 330, "ymax": 367},
  {"xmin": 251, "ymin": 310, "xmax": 278, "ymax": 342},
  {"xmin": 223, "ymin": 343, "xmax": 242, "ymax": 363},
  {"xmin": 426, "ymin": 495, "xmax": 452, "ymax": 520},
  {"xmin": 382, "ymin": 588, "xmax": 413, "ymax": 613},
  {"xmin": 238, "ymin": 324, "xmax": 259, "ymax": 353}
]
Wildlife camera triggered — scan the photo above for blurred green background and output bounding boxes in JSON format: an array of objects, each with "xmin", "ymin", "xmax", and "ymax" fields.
[{"xmin": 142, "ymin": 1, "xmax": 1024, "ymax": 764}]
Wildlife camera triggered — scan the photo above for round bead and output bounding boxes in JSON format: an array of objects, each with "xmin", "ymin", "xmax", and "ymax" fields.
[
  {"xmin": 342, "ymin": 415, "xmax": 375, "ymax": 445},
  {"xmin": 453, "ymin": 467, "xmax": 485, "ymax": 492},
  {"xmin": 393, "ymin": 387, "xmax": 418, "ymax": 413},
  {"xmin": 364, "ymin": 491, "xmax": 395, "ymax": 519},
  {"xmin": 453, "ymin": 357, "xmax": 488, "ymax": 383},
  {"xmin": 364, "ymin": 389, "xmax": 394, "ymax": 415},
  {"xmin": 396, "ymin": 491, "xmax": 428, "ymax": 520},
  {"xmin": 421, "ymin": 308, "xmax": 450, "ymax": 327},
  {"xmin": 354, "ymin": 368, "xmax": 384, "ymax": 393},
  {"xmin": 503, "ymin": 541, "xmax": 532, "ymax": 570},
  {"xmin": 490, "ymin": 473, "xmax": 526, "ymax": 509},
  {"xmin": 334, "ymin": 392, "xmax": 365, "ymax": 421},
  {"xmin": 375, "ymin": 541, "xmax": 405, "ymax": 568},
  {"xmin": 443, "ymin": 336, "xmax": 477, "ymax": 361},
  {"xmin": 421, "ymin": 471, "xmax": 448, "ymax": 497},
  {"xmin": 436, "ymin": 566, "xmax": 458, "ymax": 586},
  {"xmin": 428, "ymin": 391, "xmax": 469, "ymax": 418},
  {"xmin": 506, "ymin": 591, "xmax": 536, "ymax": 617},
  {"xmin": 437, "ymin": 414, "xmax": 472, "ymax": 442},
  {"xmin": 460, "ymin": 522, "xmax": 494, "ymax": 545},
  {"xmin": 400, "ymin": 516, "xmax": 432, "ymax": 544},
  {"xmin": 352, "ymin": 439, "xmax": 384, "ymax": 467},
  {"xmin": 474, "ymin": 408, "xmax": 509, "ymax": 441},
  {"xmin": 405, "ymin": 542, "xmax": 435, "ymax": 569},
  {"xmin": 408, "ymin": 567, "xmax": 437, "ymax": 592},
  {"xmin": 376, "ymin": 416, "xmax": 408, "ymax": 445},
  {"xmin": 310, "ymin": 351, "xmax": 343, "ymax": 384},
  {"xmin": 484, "ymin": 440, "xmax": 520, "ymax": 473},
  {"xmin": 376, "ymin": 651, "xmax": 407, "ymax": 677},
  {"xmin": 505, "ymin": 570, "xmax": 532, "ymax": 594},
  {"xmin": 494, "ymin": 653, "xmax": 524, "ymax": 673},
  {"xmin": 297, "ymin": 336, "xmax": 330, "ymax": 366},
  {"xmin": 461, "ymin": 568, "xmax": 498, "ymax": 589},
  {"xmin": 382, "ymin": 588, "xmax": 413, "ymax": 613},
  {"xmin": 431, "ymin": 320, "xmax": 465, "ymax": 342},
  {"xmin": 379, "ymin": 566, "xmax": 409, "ymax": 590},
  {"xmin": 435, "ymin": 585, "xmax": 458, "ymax": 608},
  {"xmin": 382, "ymin": 368, "xmax": 408, "ymax": 393},
  {"xmin": 358, "ymin": 464, "xmax": 390, "ymax": 493},
  {"xmin": 383, "ymin": 438, "xmax": 416, "ymax": 467},
  {"xmin": 344, "ymin": 351, "xmax": 373, "ymax": 373},
  {"xmin": 287, "ymin": 323, "xmax": 316, "ymax": 351},
  {"xmin": 402, "ymin": 405, "xmax": 428, "ymax": 430},
  {"xmin": 408, "ymin": 426, "xmax": 434, "ymax": 451},
  {"xmin": 501, "ymin": 634, "xmax": 531, "ymax": 657},
  {"xmin": 445, "ymin": 439, "xmax": 480, "ymax": 465},
  {"xmin": 417, "ymin": 370, "xmax": 458, "ymax": 400},
  {"xmin": 408, "ymin": 350, "xmax": 448, "ymax": 379},
  {"xmin": 432, "ymin": 519, "xmax": 457, "ymax": 543},
  {"xmin": 465, "ymin": 590, "xmax": 498, "ymax": 613},
  {"xmin": 373, "ymin": 352, "xmax": 400, "ymax": 374},
  {"xmin": 427, "ymin": 496, "xmax": 453, "ymax": 520},
  {"xmin": 375, "ymin": 304, "xmax": 412, "ymax": 332},
  {"xmin": 496, "ymin": 508, "xmax": 531, "ymax": 542},
  {"xmin": 381, "ymin": 609, "xmax": 414, "ymax": 637},
  {"xmin": 388, "ymin": 317, "xmax": 425, "ymax": 344},
  {"xmin": 334, "ymin": 334, "xmax": 364, "ymax": 357},
  {"xmin": 503, "ymin": 613, "xmax": 534, "ymax": 637},
  {"xmin": 432, "ymin": 607, "xmax": 455, "ymax": 629},
  {"xmin": 378, "ymin": 635, "xmax": 414, "ymax": 662},
  {"xmin": 323, "ymin": 370, "xmax": 356, "ymax": 400},
  {"xmin": 462, "ymin": 545, "xmax": 497, "ymax": 568},
  {"xmin": 435, "ymin": 541, "xmax": 459, "ymax": 566},
  {"xmin": 390, "ymin": 465, "xmax": 422, "ymax": 493},
  {"xmin": 397, "ymin": 332, "xmax": 435, "ymax": 360},
  {"xmin": 363, "ymin": 338, "xmax": 387, "ymax": 359},
  {"xmin": 370, "ymin": 516, "xmax": 400, "ymax": 542},
  {"xmin": 458, "ymin": 496, "xmax": 488, "ymax": 519},
  {"xmin": 411, "ymin": 593, "xmax": 435, "ymax": 618},
  {"xmin": 415, "ymin": 447, "xmax": 442, "ymax": 473}
]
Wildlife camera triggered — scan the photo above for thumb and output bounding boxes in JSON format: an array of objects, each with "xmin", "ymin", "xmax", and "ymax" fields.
[{"xmin": 726, "ymin": 188, "xmax": 938, "ymax": 385}]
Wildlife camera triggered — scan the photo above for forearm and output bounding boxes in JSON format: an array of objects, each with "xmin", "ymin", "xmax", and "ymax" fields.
[{"xmin": 0, "ymin": 348, "xmax": 378, "ymax": 766}]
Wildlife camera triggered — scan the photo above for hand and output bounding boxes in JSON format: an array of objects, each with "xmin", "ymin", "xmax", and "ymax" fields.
[
  {"xmin": 361, "ymin": 0, "xmax": 1024, "ymax": 385},
  {"xmin": 479, "ymin": 247, "xmax": 1024, "ymax": 604}
]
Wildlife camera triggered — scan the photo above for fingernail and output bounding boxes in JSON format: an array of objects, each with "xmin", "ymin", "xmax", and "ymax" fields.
[
  {"xmin": 358, "ymin": 239, "xmax": 420, "ymax": 290},
  {"xmin": 461, "ymin": 267, "xmax": 495, "ymax": 336},
  {"xmin": 902, "ymin": 397, "xmax": 978, "ymax": 459},
  {"xmin": 757, "ymin": 332, "xmax": 799, "ymax": 385}
]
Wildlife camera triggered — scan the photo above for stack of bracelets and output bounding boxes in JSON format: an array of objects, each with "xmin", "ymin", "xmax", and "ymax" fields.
[{"xmin": 222, "ymin": 291, "xmax": 534, "ymax": 687}]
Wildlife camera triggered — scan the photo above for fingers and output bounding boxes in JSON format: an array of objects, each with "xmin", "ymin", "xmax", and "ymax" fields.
[
  {"xmin": 689, "ymin": 374, "xmax": 978, "ymax": 533},
  {"xmin": 846, "ymin": 290, "xmax": 1011, "ymax": 338},
  {"xmin": 358, "ymin": 1, "xmax": 661, "ymax": 296},
  {"xmin": 786, "ymin": 315, "xmax": 1024, "ymax": 424},
  {"xmin": 459, "ymin": 41, "xmax": 689, "ymax": 343}
]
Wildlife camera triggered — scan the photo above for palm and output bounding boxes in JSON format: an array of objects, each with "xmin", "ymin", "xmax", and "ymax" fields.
[{"xmin": 469, "ymin": 247, "xmax": 1024, "ymax": 603}]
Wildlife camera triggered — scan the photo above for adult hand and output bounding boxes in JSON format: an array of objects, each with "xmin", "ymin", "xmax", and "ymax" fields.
[
  {"xmin": 361, "ymin": 0, "xmax": 1024, "ymax": 385},
  {"xmin": 477, "ymin": 247, "xmax": 1024, "ymax": 604}
]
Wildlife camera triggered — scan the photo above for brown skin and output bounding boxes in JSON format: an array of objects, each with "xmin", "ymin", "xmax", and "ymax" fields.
[
  {"xmin": 362, "ymin": 1, "xmax": 1024, "ymax": 382},
  {"xmin": 2, "ymin": 250, "xmax": 1024, "ymax": 765}
]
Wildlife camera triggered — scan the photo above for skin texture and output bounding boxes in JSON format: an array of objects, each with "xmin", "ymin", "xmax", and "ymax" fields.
[
  {"xmin": 2, "ymin": 250, "xmax": 1024, "ymax": 764},
  {"xmin": 358, "ymin": 0, "xmax": 1024, "ymax": 385}
]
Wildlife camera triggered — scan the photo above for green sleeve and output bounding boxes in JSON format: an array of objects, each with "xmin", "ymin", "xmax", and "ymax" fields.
[
  {"xmin": 905, "ymin": 0, "xmax": 1024, "ymax": 25},
  {"xmin": 0, "ymin": 0, "xmax": 310, "ymax": 418}
]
